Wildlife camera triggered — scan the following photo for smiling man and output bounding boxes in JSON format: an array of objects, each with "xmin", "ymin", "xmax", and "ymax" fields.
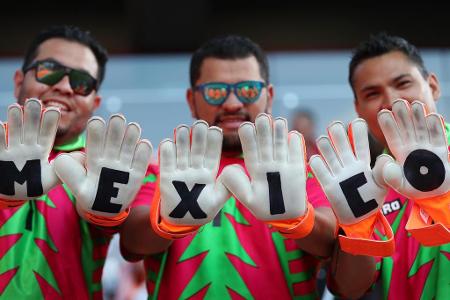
[{"xmin": 0, "ymin": 25, "xmax": 150, "ymax": 299}]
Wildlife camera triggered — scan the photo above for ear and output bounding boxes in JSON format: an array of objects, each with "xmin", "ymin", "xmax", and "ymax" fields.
[
  {"xmin": 13, "ymin": 70, "xmax": 24, "ymax": 100},
  {"xmin": 186, "ymin": 88, "xmax": 197, "ymax": 119},
  {"xmin": 265, "ymin": 84, "xmax": 274, "ymax": 114},
  {"xmin": 427, "ymin": 73, "xmax": 441, "ymax": 101},
  {"xmin": 92, "ymin": 95, "xmax": 102, "ymax": 110}
]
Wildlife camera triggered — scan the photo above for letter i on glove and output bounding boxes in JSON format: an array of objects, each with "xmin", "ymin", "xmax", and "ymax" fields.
[
  {"xmin": 221, "ymin": 113, "xmax": 315, "ymax": 239},
  {"xmin": 151, "ymin": 121, "xmax": 230, "ymax": 239},
  {"xmin": 310, "ymin": 119, "xmax": 395, "ymax": 256},
  {"xmin": 54, "ymin": 115, "xmax": 152, "ymax": 227},
  {"xmin": 378, "ymin": 99, "xmax": 450, "ymax": 246},
  {"xmin": 0, "ymin": 99, "xmax": 60, "ymax": 208}
]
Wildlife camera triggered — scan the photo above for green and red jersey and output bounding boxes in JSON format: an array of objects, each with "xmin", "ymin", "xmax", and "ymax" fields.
[
  {"xmin": 373, "ymin": 123, "xmax": 450, "ymax": 300},
  {"xmin": 0, "ymin": 136, "xmax": 155, "ymax": 299},
  {"xmin": 139, "ymin": 156, "xmax": 330, "ymax": 299}
]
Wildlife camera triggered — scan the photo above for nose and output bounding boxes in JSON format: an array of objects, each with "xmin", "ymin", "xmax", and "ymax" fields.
[
  {"xmin": 51, "ymin": 75, "xmax": 74, "ymax": 96},
  {"xmin": 380, "ymin": 89, "xmax": 399, "ymax": 111},
  {"xmin": 221, "ymin": 90, "xmax": 244, "ymax": 112}
]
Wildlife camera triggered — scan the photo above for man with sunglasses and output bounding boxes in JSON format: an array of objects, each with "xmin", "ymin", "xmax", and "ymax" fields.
[
  {"xmin": 118, "ymin": 35, "xmax": 373, "ymax": 299},
  {"xmin": 0, "ymin": 25, "xmax": 156, "ymax": 299}
]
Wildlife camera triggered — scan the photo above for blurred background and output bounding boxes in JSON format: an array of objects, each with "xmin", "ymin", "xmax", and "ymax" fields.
[{"xmin": 1, "ymin": 2, "xmax": 450, "ymax": 299}]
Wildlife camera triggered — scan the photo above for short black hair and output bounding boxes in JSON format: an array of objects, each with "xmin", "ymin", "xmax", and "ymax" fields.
[
  {"xmin": 349, "ymin": 32, "xmax": 428, "ymax": 93},
  {"xmin": 21, "ymin": 25, "xmax": 108, "ymax": 88},
  {"xmin": 190, "ymin": 35, "xmax": 269, "ymax": 87}
]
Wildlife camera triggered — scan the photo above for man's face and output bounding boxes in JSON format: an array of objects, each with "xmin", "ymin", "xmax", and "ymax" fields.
[
  {"xmin": 187, "ymin": 56, "xmax": 273, "ymax": 153},
  {"xmin": 353, "ymin": 51, "xmax": 440, "ymax": 147},
  {"xmin": 14, "ymin": 38, "xmax": 101, "ymax": 145}
]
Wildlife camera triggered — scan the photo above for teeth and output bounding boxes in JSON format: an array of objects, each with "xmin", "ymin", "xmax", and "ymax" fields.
[{"xmin": 45, "ymin": 101, "xmax": 69, "ymax": 111}]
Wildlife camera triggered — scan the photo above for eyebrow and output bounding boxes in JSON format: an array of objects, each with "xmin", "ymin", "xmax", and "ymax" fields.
[{"xmin": 359, "ymin": 73, "xmax": 412, "ymax": 93}]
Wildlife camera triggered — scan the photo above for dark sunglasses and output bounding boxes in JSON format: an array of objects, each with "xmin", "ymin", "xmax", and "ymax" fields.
[
  {"xmin": 195, "ymin": 80, "xmax": 266, "ymax": 106},
  {"xmin": 24, "ymin": 59, "xmax": 98, "ymax": 96}
]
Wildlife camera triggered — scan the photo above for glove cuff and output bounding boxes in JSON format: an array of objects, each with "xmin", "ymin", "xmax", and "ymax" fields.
[
  {"xmin": 338, "ymin": 211, "xmax": 395, "ymax": 257},
  {"xmin": 406, "ymin": 202, "xmax": 450, "ymax": 246},
  {"xmin": 268, "ymin": 202, "xmax": 315, "ymax": 239},
  {"xmin": 150, "ymin": 181, "xmax": 201, "ymax": 240},
  {"xmin": 82, "ymin": 208, "xmax": 130, "ymax": 227},
  {"xmin": 0, "ymin": 198, "xmax": 26, "ymax": 209},
  {"xmin": 412, "ymin": 190, "xmax": 450, "ymax": 228}
]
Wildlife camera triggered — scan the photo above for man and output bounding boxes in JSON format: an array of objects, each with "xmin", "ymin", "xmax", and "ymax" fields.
[
  {"xmin": 347, "ymin": 33, "xmax": 449, "ymax": 299},
  {"xmin": 121, "ymin": 35, "xmax": 374, "ymax": 299},
  {"xmin": 0, "ymin": 25, "xmax": 152, "ymax": 299}
]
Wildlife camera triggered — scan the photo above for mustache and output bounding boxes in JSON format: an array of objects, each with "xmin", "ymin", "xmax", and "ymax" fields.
[{"xmin": 212, "ymin": 111, "xmax": 251, "ymax": 126}]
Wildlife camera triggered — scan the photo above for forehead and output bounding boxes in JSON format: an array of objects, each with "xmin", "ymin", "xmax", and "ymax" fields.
[
  {"xmin": 352, "ymin": 51, "xmax": 422, "ymax": 90},
  {"xmin": 34, "ymin": 38, "xmax": 99, "ymax": 78},
  {"xmin": 197, "ymin": 56, "xmax": 262, "ymax": 84}
]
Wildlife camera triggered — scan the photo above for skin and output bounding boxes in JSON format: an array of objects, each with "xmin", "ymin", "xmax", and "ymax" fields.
[
  {"xmin": 14, "ymin": 38, "xmax": 101, "ymax": 146},
  {"xmin": 329, "ymin": 50, "xmax": 442, "ymax": 299}
]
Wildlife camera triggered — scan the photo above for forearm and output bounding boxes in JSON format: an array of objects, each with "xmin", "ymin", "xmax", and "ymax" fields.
[
  {"xmin": 294, "ymin": 207, "xmax": 337, "ymax": 258},
  {"xmin": 120, "ymin": 205, "xmax": 172, "ymax": 257},
  {"xmin": 328, "ymin": 242, "xmax": 376, "ymax": 299}
]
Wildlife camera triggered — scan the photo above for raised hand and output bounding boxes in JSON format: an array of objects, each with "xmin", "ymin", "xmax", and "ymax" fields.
[
  {"xmin": 378, "ymin": 99, "xmax": 450, "ymax": 245},
  {"xmin": 310, "ymin": 119, "xmax": 394, "ymax": 256},
  {"xmin": 151, "ymin": 121, "xmax": 229, "ymax": 239},
  {"xmin": 54, "ymin": 115, "xmax": 152, "ymax": 225},
  {"xmin": 221, "ymin": 113, "xmax": 308, "ymax": 222},
  {"xmin": 0, "ymin": 99, "xmax": 60, "ymax": 205}
]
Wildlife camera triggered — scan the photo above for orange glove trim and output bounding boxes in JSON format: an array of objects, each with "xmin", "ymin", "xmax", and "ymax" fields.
[
  {"xmin": 338, "ymin": 211, "xmax": 395, "ymax": 257},
  {"xmin": 412, "ymin": 190, "xmax": 450, "ymax": 228},
  {"xmin": 406, "ymin": 203, "xmax": 450, "ymax": 246},
  {"xmin": 268, "ymin": 202, "xmax": 315, "ymax": 239},
  {"xmin": 150, "ymin": 180, "xmax": 201, "ymax": 240},
  {"xmin": 82, "ymin": 208, "xmax": 130, "ymax": 227}
]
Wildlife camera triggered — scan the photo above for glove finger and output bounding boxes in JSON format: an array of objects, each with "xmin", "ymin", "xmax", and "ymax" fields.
[
  {"xmin": 316, "ymin": 135, "xmax": 342, "ymax": 175},
  {"xmin": 383, "ymin": 160, "xmax": 404, "ymax": 191},
  {"xmin": 120, "ymin": 122, "xmax": 141, "ymax": 168},
  {"xmin": 378, "ymin": 109, "xmax": 403, "ymax": 156},
  {"xmin": 23, "ymin": 99, "xmax": 42, "ymax": 146},
  {"xmin": 131, "ymin": 139, "xmax": 153, "ymax": 176},
  {"xmin": 392, "ymin": 99, "xmax": 416, "ymax": 145},
  {"xmin": 255, "ymin": 113, "xmax": 274, "ymax": 162},
  {"xmin": 349, "ymin": 118, "xmax": 370, "ymax": 166},
  {"xmin": 39, "ymin": 107, "xmax": 60, "ymax": 154},
  {"xmin": 7, "ymin": 103, "xmax": 23, "ymax": 147},
  {"xmin": 427, "ymin": 113, "xmax": 447, "ymax": 148},
  {"xmin": 274, "ymin": 117, "xmax": 288, "ymax": 163},
  {"xmin": 0, "ymin": 121, "xmax": 6, "ymax": 151},
  {"xmin": 411, "ymin": 101, "xmax": 430, "ymax": 144},
  {"xmin": 219, "ymin": 164, "xmax": 252, "ymax": 207},
  {"xmin": 288, "ymin": 131, "xmax": 306, "ymax": 175},
  {"xmin": 309, "ymin": 154, "xmax": 334, "ymax": 189},
  {"xmin": 159, "ymin": 139, "xmax": 176, "ymax": 174},
  {"xmin": 54, "ymin": 153, "xmax": 87, "ymax": 195},
  {"xmin": 104, "ymin": 114, "xmax": 127, "ymax": 160},
  {"xmin": 86, "ymin": 117, "xmax": 106, "ymax": 166},
  {"xmin": 190, "ymin": 120, "xmax": 208, "ymax": 169},
  {"xmin": 372, "ymin": 154, "xmax": 394, "ymax": 188},
  {"xmin": 328, "ymin": 121, "xmax": 355, "ymax": 166},
  {"xmin": 238, "ymin": 122, "xmax": 258, "ymax": 174},
  {"xmin": 175, "ymin": 125, "xmax": 190, "ymax": 170},
  {"xmin": 204, "ymin": 126, "xmax": 223, "ymax": 171}
]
